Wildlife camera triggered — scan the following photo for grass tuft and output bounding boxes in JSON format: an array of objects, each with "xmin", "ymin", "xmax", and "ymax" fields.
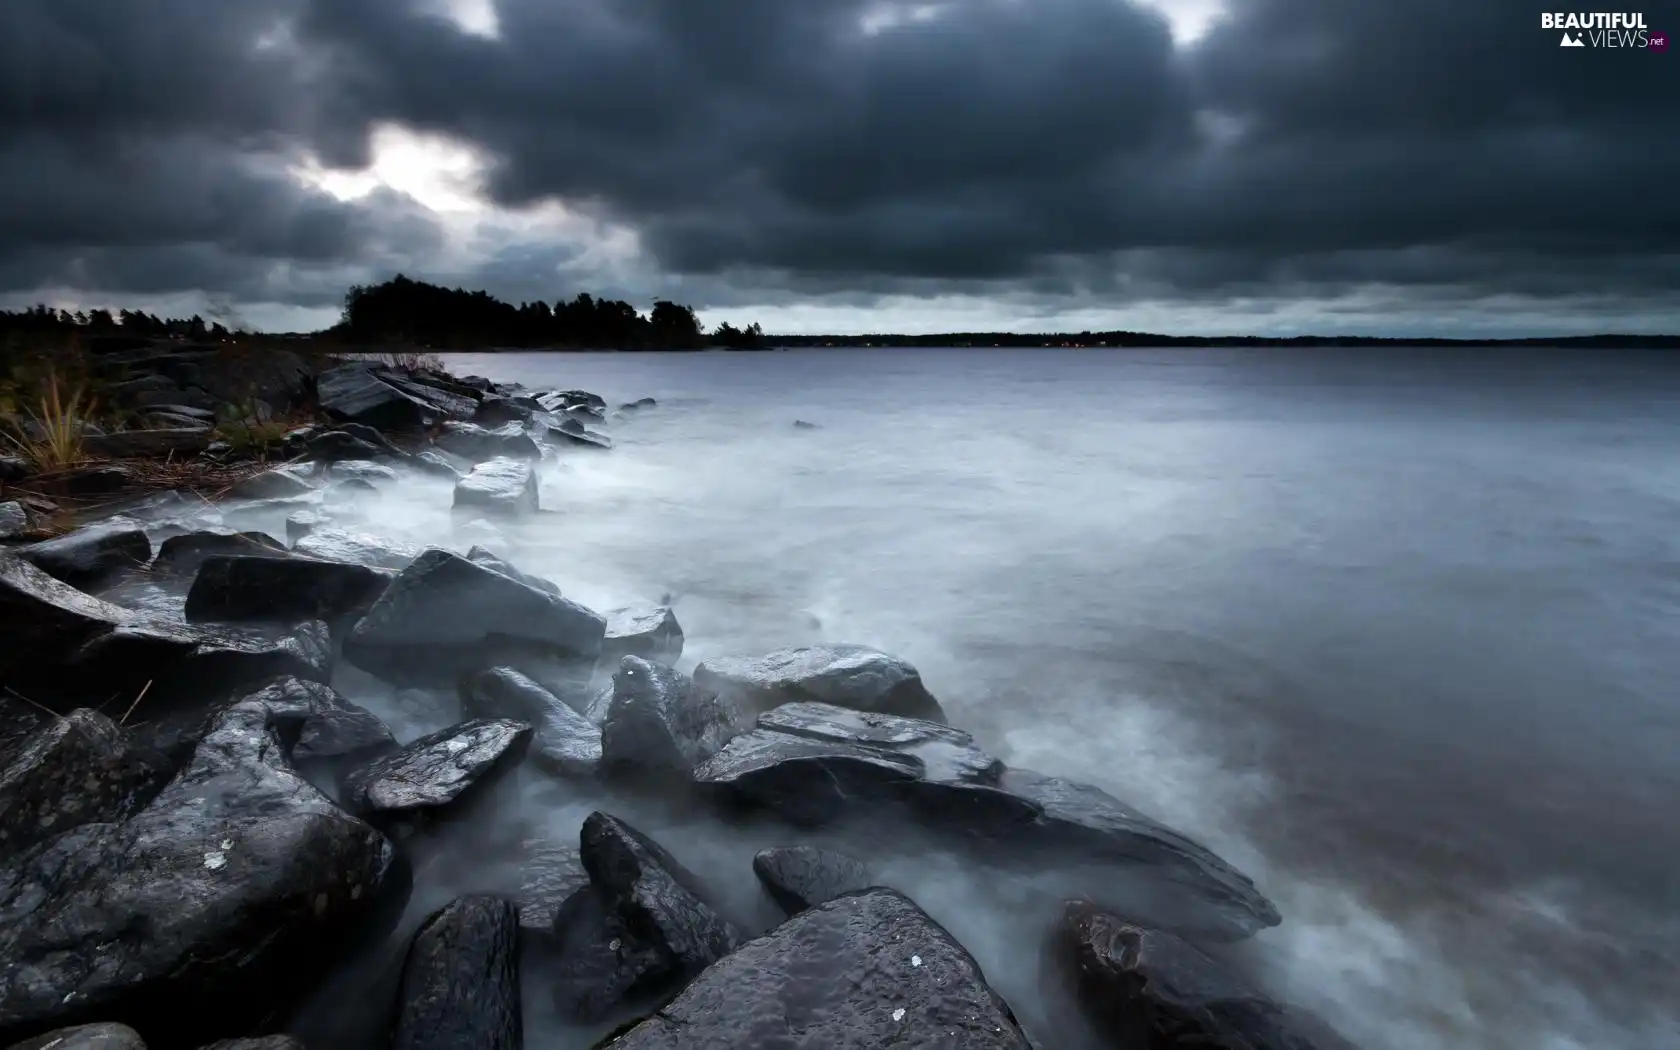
[{"xmin": 2, "ymin": 370, "xmax": 97, "ymax": 471}]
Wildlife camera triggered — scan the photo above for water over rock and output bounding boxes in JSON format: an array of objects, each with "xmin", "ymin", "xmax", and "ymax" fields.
[
  {"xmin": 461, "ymin": 667, "xmax": 602, "ymax": 777},
  {"xmin": 0, "ymin": 697, "xmax": 400, "ymax": 1048},
  {"xmin": 598, "ymin": 657, "xmax": 741, "ymax": 780},
  {"xmin": 453, "ymin": 458, "xmax": 539, "ymax": 517},
  {"xmin": 340, "ymin": 718, "xmax": 532, "ymax": 829},
  {"xmin": 596, "ymin": 888, "xmax": 1033, "ymax": 1050},
  {"xmin": 391, "ymin": 896, "xmax": 522, "ymax": 1050},
  {"xmin": 693, "ymin": 643, "xmax": 948, "ymax": 723},
  {"xmin": 517, "ymin": 838, "xmax": 591, "ymax": 938},
  {"xmin": 1056, "ymin": 902, "xmax": 1356, "ymax": 1049},
  {"xmin": 184, "ymin": 553, "xmax": 393, "ymax": 624},
  {"xmin": 343, "ymin": 548, "xmax": 605, "ymax": 685},
  {"xmin": 751, "ymin": 845, "xmax": 873, "ymax": 917},
  {"xmin": 15, "ymin": 521, "xmax": 152, "ymax": 586},
  {"xmin": 600, "ymin": 605, "xmax": 683, "ymax": 665}
]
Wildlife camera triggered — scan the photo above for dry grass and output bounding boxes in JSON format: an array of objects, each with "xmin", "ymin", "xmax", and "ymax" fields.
[
  {"xmin": 355, "ymin": 349, "xmax": 448, "ymax": 372},
  {"xmin": 1, "ymin": 370, "xmax": 97, "ymax": 471}
]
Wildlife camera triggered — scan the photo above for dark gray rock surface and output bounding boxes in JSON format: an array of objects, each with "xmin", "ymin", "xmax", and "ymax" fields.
[
  {"xmin": 517, "ymin": 838, "xmax": 590, "ymax": 936},
  {"xmin": 599, "ymin": 658, "xmax": 740, "ymax": 780},
  {"xmin": 596, "ymin": 889, "xmax": 1032, "ymax": 1050},
  {"xmin": 549, "ymin": 884, "xmax": 667, "ymax": 1023},
  {"xmin": 391, "ymin": 896, "xmax": 521, "ymax": 1050},
  {"xmin": 6, "ymin": 1023, "xmax": 147, "ymax": 1050},
  {"xmin": 453, "ymin": 458, "xmax": 538, "ymax": 517},
  {"xmin": 340, "ymin": 719, "xmax": 532, "ymax": 825},
  {"xmin": 461, "ymin": 667, "xmax": 601, "ymax": 777},
  {"xmin": 693, "ymin": 643, "xmax": 947, "ymax": 723},
  {"xmin": 751, "ymin": 845, "xmax": 874, "ymax": 917},
  {"xmin": 464, "ymin": 546, "xmax": 560, "ymax": 596},
  {"xmin": 436, "ymin": 421, "xmax": 542, "ymax": 463},
  {"xmin": 599, "ymin": 606, "xmax": 683, "ymax": 665},
  {"xmin": 184, "ymin": 554, "xmax": 392, "ymax": 624},
  {"xmin": 16, "ymin": 522, "xmax": 151, "ymax": 586},
  {"xmin": 0, "ymin": 710, "xmax": 170, "ymax": 861},
  {"xmin": 151, "ymin": 530, "xmax": 289, "ymax": 575},
  {"xmin": 291, "ymin": 528, "xmax": 421, "ymax": 571}
]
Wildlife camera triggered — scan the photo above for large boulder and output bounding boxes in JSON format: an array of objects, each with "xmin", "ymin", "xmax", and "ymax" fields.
[
  {"xmin": 452, "ymin": 458, "xmax": 538, "ymax": 517},
  {"xmin": 317, "ymin": 363, "xmax": 441, "ymax": 430},
  {"xmin": 184, "ymin": 554, "xmax": 392, "ymax": 624},
  {"xmin": 751, "ymin": 845, "xmax": 873, "ymax": 917},
  {"xmin": 464, "ymin": 546, "xmax": 560, "ymax": 596},
  {"xmin": 599, "ymin": 605, "xmax": 683, "ymax": 665},
  {"xmin": 460, "ymin": 667, "xmax": 601, "ymax": 777},
  {"xmin": 151, "ymin": 530, "xmax": 289, "ymax": 576},
  {"xmin": 1057, "ymin": 902, "xmax": 1358, "ymax": 1049},
  {"xmin": 376, "ymin": 371, "xmax": 478, "ymax": 422},
  {"xmin": 391, "ymin": 896, "xmax": 521, "ymax": 1050},
  {"xmin": 693, "ymin": 643, "xmax": 948, "ymax": 722},
  {"xmin": 340, "ymin": 719, "xmax": 532, "ymax": 830},
  {"xmin": 543, "ymin": 417, "xmax": 611, "ymax": 450},
  {"xmin": 0, "ymin": 554, "xmax": 332, "ymax": 709},
  {"xmin": 0, "ymin": 698, "xmax": 400, "ymax": 1048},
  {"xmin": 0, "ymin": 710, "xmax": 169, "ymax": 862},
  {"xmin": 435, "ymin": 421, "xmax": 542, "ymax": 463},
  {"xmin": 343, "ymin": 548, "xmax": 605, "ymax": 685},
  {"xmin": 15, "ymin": 521, "xmax": 151, "ymax": 586},
  {"xmin": 596, "ymin": 889, "xmax": 1032, "ymax": 1050},
  {"xmin": 598, "ymin": 657, "xmax": 741, "ymax": 780},
  {"xmin": 549, "ymin": 883, "xmax": 667, "ymax": 1023}
]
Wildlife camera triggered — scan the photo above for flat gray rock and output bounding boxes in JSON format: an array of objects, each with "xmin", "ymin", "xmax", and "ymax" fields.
[
  {"xmin": 693, "ymin": 643, "xmax": 947, "ymax": 722},
  {"xmin": 452, "ymin": 458, "xmax": 538, "ymax": 517}
]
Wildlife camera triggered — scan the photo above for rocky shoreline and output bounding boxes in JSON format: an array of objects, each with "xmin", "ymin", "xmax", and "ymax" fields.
[{"xmin": 0, "ymin": 353, "xmax": 1356, "ymax": 1049}]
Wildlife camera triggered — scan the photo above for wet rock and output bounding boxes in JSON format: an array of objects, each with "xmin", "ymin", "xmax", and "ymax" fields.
[
  {"xmin": 464, "ymin": 546, "xmax": 560, "ymax": 596},
  {"xmin": 317, "ymin": 363, "xmax": 434, "ymax": 430},
  {"xmin": 63, "ymin": 464, "xmax": 138, "ymax": 497},
  {"xmin": 597, "ymin": 889, "xmax": 1031, "ymax": 1050},
  {"xmin": 293, "ymin": 528, "xmax": 421, "ymax": 571},
  {"xmin": 599, "ymin": 658, "xmax": 741, "ymax": 780},
  {"xmin": 563, "ymin": 403, "xmax": 606, "ymax": 423},
  {"xmin": 461, "ymin": 667, "xmax": 601, "ymax": 777},
  {"xmin": 392, "ymin": 896, "xmax": 521, "ymax": 1050},
  {"xmin": 377, "ymin": 372, "xmax": 478, "ymax": 422},
  {"xmin": 82, "ymin": 428, "xmax": 212, "ymax": 458},
  {"xmin": 792, "ymin": 419, "xmax": 819, "ymax": 430},
  {"xmin": 436, "ymin": 421, "xmax": 542, "ymax": 463},
  {"xmin": 327, "ymin": 459, "xmax": 400, "ymax": 487},
  {"xmin": 472, "ymin": 395, "xmax": 541, "ymax": 426},
  {"xmin": 151, "ymin": 530, "xmax": 289, "ymax": 575},
  {"xmin": 0, "ymin": 501, "xmax": 29, "ymax": 540},
  {"xmin": 412, "ymin": 449, "xmax": 464, "ymax": 479},
  {"xmin": 228, "ymin": 468, "xmax": 314, "ymax": 501},
  {"xmin": 340, "ymin": 719, "xmax": 532, "ymax": 828},
  {"xmin": 284, "ymin": 510, "xmax": 326, "ymax": 544},
  {"xmin": 184, "ymin": 554, "xmax": 392, "ymax": 624},
  {"xmin": 518, "ymin": 838, "xmax": 590, "ymax": 936},
  {"xmin": 1057, "ymin": 902, "xmax": 1356, "ymax": 1049},
  {"xmin": 0, "ymin": 710, "xmax": 169, "ymax": 861},
  {"xmin": 693, "ymin": 643, "xmax": 948, "ymax": 723},
  {"xmin": 453, "ymin": 458, "xmax": 538, "ymax": 516},
  {"xmin": 546, "ymin": 418, "xmax": 612, "ymax": 450},
  {"xmin": 761, "ymin": 703, "xmax": 1002, "ymax": 784},
  {"xmin": 344, "ymin": 548, "xmax": 605, "ymax": 685},
  {"xmin": 303, "ymin": 429, "xmax": 390, "ymax": 464},
  {"xmin": 0, "ymin": 554, "xmax": 331, "ymax": 709},
  {"xmin": 7, "ymin": 1023, "xmax": 146, "ymax": 1050},
  {"xmin": 0, "ymin": 698, "xmax": 399, "ymax": 1048},
  {"xmin": 16, "ymin": 522, "xmax": 152, "ymax": 586},
  {"xmin": 0, "ymin": 455, "xmax": 32, "ymax": 483},
  {"xmin": 751, "ymin": 845, "xmax": 873, "ymax": 917},
  {"xmin": 196, "ymin": 1038, "xmax": 307, "ymax": 1050},
  {"xmin": 599, "ymin": 606, "xmax": 683, "ymax": 665},
  {"xmin": 693, "ymin": 721, "xmax": 925, "ymax": 826},
  {"xmin": 576, "ymin": 813, "xmax": 740, "ymax": 999},
  {"xmin": 617, "ymin": 397, "xmax": 657, "ymax": 412},
  {"xmin": 549, "ymin": 884, "xmax": 667, "ymax": 1023}
]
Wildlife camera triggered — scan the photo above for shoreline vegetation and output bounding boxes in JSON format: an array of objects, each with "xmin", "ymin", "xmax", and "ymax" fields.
[{"xmin": 0, "ymin": 348, "xmax": 1346, "ymax": 1050}]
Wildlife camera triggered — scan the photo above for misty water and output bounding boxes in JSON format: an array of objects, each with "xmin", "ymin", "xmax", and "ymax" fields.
[{"xmin": 225, "ymin": 347, "xmax": 1677, "ymax": 1049}]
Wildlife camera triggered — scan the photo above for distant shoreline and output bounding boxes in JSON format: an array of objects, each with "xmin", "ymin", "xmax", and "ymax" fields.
[{"xmin": 383, "ymin": 334, "xmax": 1680, "ymax": 351}]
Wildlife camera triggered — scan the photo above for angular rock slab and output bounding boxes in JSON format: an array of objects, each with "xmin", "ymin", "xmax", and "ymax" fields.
[
  {"xmin": 599, "ymin": 658, "xmax": 740, "ymax": 780},
  {"xmin": 340, "ymin": 719, "xmax": 532, "ymax": 827},
  {"xmin": 693, "ymin": 643, "xmax": 947, "ymax": 722},
  {"xmin": 462, "ymin": 667, "xmax": 601, "ymax": 777},
  {"xmin": 597, "ymin": 889, "xmax": 1032, "ymax": 1050},
  {"xmin": 453, "ymin": 458, "xmax": 538, "ymax": 517},
  {"xmin": 0, "ymin": 699, "xmax": 399, "ymax": 1048},
  {"xmin": 580, "ymin": 812, "xmax": 740, "ymax": 987},
  {"xmin": 392, "ymin": 896, "xmax": 521, "ymax": 1050},
  {"xmin": 518, "ymin": 838, "xmax": 590, "ymax": 936},
  {"xmin": 0, "ymin": 709, "xmax": 169, "ymax": 861},
  {"xmin": 1058, "ymin": 902, "xmax": 1357, "ymax": 1049},
  {"xmin": 196, "ymin": 1038, "xmax": 307, "ymax": 1050},
  {"xmin": 549, "ymin": 884, "xmax": 668, "ymax": 1023},
  {"xmin": 292, "ymin": 528, "xmax": 422, "ymax": 571},
  {"xmin": 344, "ymin": 548, "xmax": 605, "ymax": 685},
  {"xmin": 15, "ymin": 522, "xmax": 151, "ymax": 586},
  {"xmin": 599, "ymin": 605, "xmax": 683, "ymax": 665},
  {"xmin": 6, "ymin": 1023, "xmax": 146, "ymax": 1050},
  {"xmin": 184, "ymin": 553, "xmax": 392, "ymax": 624},
  {"xmin": 751, "ymin": 845, "xmax": 874, "ymax": 917},
  {"xmin": 151, "ymin": 530, "xmax": 289, "ymax": 575},
  {"xmin": 435, "ymin": 421, "xmax": 542, "ymax": 463},
  {"xmin": 465, "ymin": 546, "xmax": 560, "ymax": 596},
  {"xmin": 760, "ymin": 702, "xmax": 1003, "ymax": 785},
  {"xmin": 317, "ymin": 363, "xmax": 434, "ymax": 430}
]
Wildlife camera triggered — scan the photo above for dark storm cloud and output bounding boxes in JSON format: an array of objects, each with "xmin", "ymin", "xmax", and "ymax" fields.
[{"xmin": 0, "ymin": 0, "xmax": 1674, "ymax": 318}]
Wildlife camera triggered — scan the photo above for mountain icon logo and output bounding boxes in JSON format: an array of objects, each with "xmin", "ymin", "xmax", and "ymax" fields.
[{"xmin": 1560, "ymin": 32, "xmax": 1585, "ymax": 46}]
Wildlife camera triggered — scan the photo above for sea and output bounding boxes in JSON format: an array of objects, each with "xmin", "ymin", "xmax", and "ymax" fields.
[{"xmin": 299, "ymin": 346, "xmax": 1680, "ymax": 1050}]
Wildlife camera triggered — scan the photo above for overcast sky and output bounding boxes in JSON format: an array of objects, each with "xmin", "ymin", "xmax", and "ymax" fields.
[{"xmin": 0, "ymin": 0, "xmax": 1673, "ymax": 336}]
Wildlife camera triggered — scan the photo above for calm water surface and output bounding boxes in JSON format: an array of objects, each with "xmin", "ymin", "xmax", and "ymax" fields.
[{"xmin": 369, "ymin": 347, "xmax": 1678, "ymax": 1049}]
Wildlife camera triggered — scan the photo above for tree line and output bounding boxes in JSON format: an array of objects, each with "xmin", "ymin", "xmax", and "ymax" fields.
[
  {"xmin": 333, "ymin": 275, "xmax": 764, "ymax": 350},
  {"xmin": 0, "ymin": 275, "xmax": 767, "ymax": 351}
]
